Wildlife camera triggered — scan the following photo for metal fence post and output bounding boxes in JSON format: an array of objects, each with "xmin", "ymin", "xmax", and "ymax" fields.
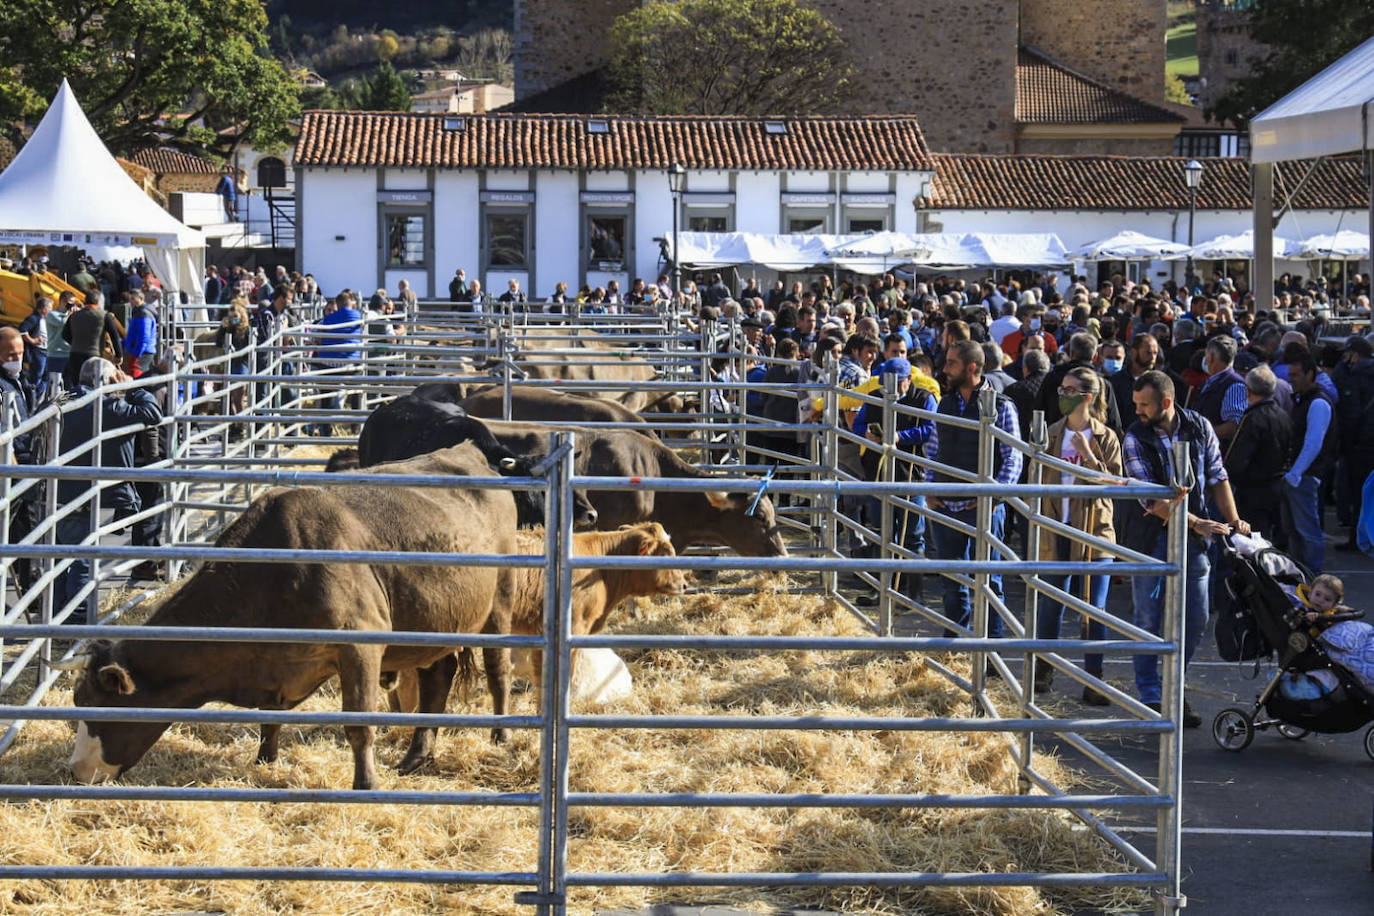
[
  {"xmin": 500, "ymin": 331, "xmax": 514, "ymax": 422},
  {"xmin": 1156, "ymin": 440, "xmax": 1192, "ymax": 916},
  {"xmin": 1020, "ymin": 409, "xmax": 1048, "ymax": 790},
  {"xmin": 40, "ymin": 409, "xmax": 59, "ymax": 666},
  {"xmin": 972, "ymin": 387, "xmax": 997, "ymax": 700},
  {"xmin": 167, "ymin": 362, "xmax": 185, "ymax": 582},
  {"xmin": 878, "ymin": 371, "xmax": 898, "ymax": 636},
  {"xmin": 0, "ymin": 390, "xmax": 14, "ymax": 611},
  {"xmin": 530, "ymin": 430, "xmax": 575, "ymax": 916},
  {"xmin": 819, "ymin": 358, "xmax": 840, "ymax": 598},
  {"xmin": 87, "ymin": 389, "xmax": 104, "ymax": 624}
]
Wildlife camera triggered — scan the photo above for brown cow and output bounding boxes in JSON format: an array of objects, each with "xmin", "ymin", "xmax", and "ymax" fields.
[
  {"xmin": 392, "ymin": 522, "xmax": 686, "ymax": 712},
  {"xmin": 482, "ymin": 420, "xmax": 787, "ymax": 557},
  {"xmin": 65, "ymin": 443, "xmax": 520, "ymax": 790},
  {"xmin": 459, "ymin": 385, "xmax": 650, "ymax": 430}
]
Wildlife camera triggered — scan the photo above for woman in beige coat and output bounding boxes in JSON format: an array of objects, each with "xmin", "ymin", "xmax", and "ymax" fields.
[{"xmin": 1035, "ymin": 365, "xmax": 1123, "ymax": 705}]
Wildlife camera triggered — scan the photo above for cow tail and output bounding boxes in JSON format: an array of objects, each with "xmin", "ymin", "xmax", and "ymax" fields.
[{"xmin": 455, "ymin": 647, "xmax": 479, "ymax": 702}]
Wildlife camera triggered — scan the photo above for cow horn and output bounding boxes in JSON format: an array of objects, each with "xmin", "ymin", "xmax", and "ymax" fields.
[
  {"xmin": 48, "ymin": 653, "xmax": 94, "ymax": 671},
  {"xmin": 499, "ymin": 457, "xmax": 518, "ymax": 471}
]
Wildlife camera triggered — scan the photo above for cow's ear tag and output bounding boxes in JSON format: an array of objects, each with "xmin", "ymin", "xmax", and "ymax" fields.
[{"xmin": 97, "ymin": 665, "xmax": 136, "ymax": 696}]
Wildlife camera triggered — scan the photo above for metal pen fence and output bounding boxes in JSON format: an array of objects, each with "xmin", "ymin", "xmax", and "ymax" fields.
[{"xmin": 0, "ymin": 301, "xmax": 1193, "ymax": 915}]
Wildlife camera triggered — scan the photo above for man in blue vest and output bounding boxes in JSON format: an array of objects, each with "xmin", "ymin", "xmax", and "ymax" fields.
[
  {"xmin": 924, "ymin": 338, "xmax": 1023, "ymax": 640},
  {"xmin": 1193, "ymin": 336, "xmax": 1246, "ymax": 445},
  {"xmin": 1122, "ymin": 370, "xmax": 1250, "ymax": 727},
  {"xmin": 1282, "ymin": 351, "xmax": 1339, "ymax": 573}
]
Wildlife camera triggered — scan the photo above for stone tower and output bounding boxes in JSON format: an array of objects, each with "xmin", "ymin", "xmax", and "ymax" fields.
[
  {"xmin": 1019, "ymin": 0, "xmax": 1167, "ymax": 105},
  {"xmin": 512, "ymin": 0, "xmax": 1166, "ymax": 153}
]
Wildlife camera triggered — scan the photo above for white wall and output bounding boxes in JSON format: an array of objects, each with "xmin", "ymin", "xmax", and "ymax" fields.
[
  {"xmin": 894, "ymin": 172, "xmax": 933, "ymax": 233},
  {"xmin": 736, "ymin": 172, "xmax": 782, "ymax": 234},
  {"xmin": 434, "ymin": 170, "xmax": 480, "ymax": 290},
  {"xmin": 300, "ymin": 170, "xmax": 376, "ymax": 296},
  {"xmin": 532, "ymin": 170, "xmax": 578, "ymax": 297},
  {"xmin": 844, "ymin": 172, "xmax": 889, "ymax": 193},
  {"xmin": 634, "ymin": 170, "xmax": 673, "ymax": 285}
]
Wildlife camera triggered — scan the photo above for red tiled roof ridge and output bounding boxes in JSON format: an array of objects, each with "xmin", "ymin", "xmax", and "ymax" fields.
[
  {"xmin": 129, "ymin": 146, "xmax": 221, "ymax": 174},
  {"xmin": 295, "ymin": 110, "xmax": 933, "ymax": 171},
  {"xmin": 1016, "ymin": 46, "xmax": 1185, "ymax": 125},
  {"xmin": 918, "ymin": 153, "xmax": 1365, "ymax": 211}
]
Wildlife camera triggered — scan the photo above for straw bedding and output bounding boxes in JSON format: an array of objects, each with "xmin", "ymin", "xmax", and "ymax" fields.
[{"xmin": 0, "ymin": 566, "xmax": 1148, "ymax": 916}]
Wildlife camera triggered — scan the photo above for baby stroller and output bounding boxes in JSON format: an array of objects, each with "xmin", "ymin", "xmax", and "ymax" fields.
[{"xmin": 1210, "ymin": 536, "xmax": 1374, "ymax": 757}]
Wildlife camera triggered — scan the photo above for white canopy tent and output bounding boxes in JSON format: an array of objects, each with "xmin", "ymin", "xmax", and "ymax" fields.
[
  {"xmin": 1069, "ymin": 230, "xmax": 1189, "ymax": 261},
  {"xmin": 668, "ymin": 230, "xmax": 1070, "ymax": 273},
  {"xmin": 0, "ymin": 80, "xmax": 206, "ymax": 303},
  {"xmin": 1250, "ymin": 37, "xmax": 1374, "ymax": 309},
  {"xmin": 1296, "ymin": 229, "xmax": 1370, "ymax": 259},
  {"xmin": 1170, "ymin": 230, "xmax": 1304, "ymax": 261}
]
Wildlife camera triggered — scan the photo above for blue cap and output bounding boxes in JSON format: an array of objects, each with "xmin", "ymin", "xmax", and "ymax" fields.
[{"xmin": 875, "ymin": 357, "xmax": 912, "ymax": 379}]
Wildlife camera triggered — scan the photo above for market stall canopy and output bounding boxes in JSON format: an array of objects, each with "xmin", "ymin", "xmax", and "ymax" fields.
[
  {"xmin": 1170, "ymin": 230, "xmax": 1304, "ymax": 261},
  {"xmin": 0, "ymin": 80, "xmax": 205, "ymax": 302},
  {"xmin": 1069, "ymin": 230, "xmax": 1189, "ymax": 261},
  {"xmin": 667, "ymin": 230, "xmax": 1069, "ymax": 272},
  {"xmin": 1250, "ymin": 35, "xmax": 1374, "ymax": 163},
  {"xmin": 1296, "ymin": 229, "xmax": 1370, "ymax": 259}
]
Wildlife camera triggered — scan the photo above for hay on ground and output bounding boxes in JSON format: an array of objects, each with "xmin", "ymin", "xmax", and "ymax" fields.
[{"xmin": 0, "ymin": 571, "xmax": 1149, "ymax": 915}]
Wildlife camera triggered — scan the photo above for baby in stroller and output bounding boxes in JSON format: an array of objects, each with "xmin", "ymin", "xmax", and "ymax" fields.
[{"xmin": 1299, "ymin": 575, "xmax": 1374, "ymax": 696}]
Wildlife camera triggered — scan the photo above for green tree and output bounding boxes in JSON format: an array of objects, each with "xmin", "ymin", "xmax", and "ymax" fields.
[
  {"xmin": 1164, "ymin": 71, "xmax": 1191, "ymax": 105},
  {"xmin": 342, "ymin": 60, "xmax": 411, "ymax": 111},
  {"xmin": 606, "ymin": 0, "xmax": 852, "ymax": 115},
  {"xmin": 0, "ymin": 0, "xmax": 299, "ymax": 156},
  {"xmin": 1209, "ymin": 0, "xmax": 1374, "ymax": 127}
]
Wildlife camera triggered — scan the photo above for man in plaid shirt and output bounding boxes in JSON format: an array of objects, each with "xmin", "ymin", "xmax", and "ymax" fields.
[
  {"xmin": 1122, "ymin": 370, "xmax": 1250, "ymax": 727},
  {"xmin": 926, "ymin": 339, "xmax": 1023, "ymax": 639}
]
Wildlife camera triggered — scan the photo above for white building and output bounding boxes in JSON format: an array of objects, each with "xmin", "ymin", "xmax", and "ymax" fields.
[
  {"xmin": 293, "ymin": 112, "xmax": 935, "ymax": 298},
  {"xmin": 916, "ymin": 154, "xmax": 1368, "ymax": 287},
  {"xmin": 410, "ymin": 83, "xmax": 516, "ymax": 115}
]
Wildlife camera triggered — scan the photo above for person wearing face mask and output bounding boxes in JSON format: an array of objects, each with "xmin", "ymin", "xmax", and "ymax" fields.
[
  {"xmin": 999, "ymin": 304, "xmax": 1058, "ymax": 363},
  {"xmin": 1097, "ymin": 339, "xmax": 1126, "ymax": 377},
  {"xmin": 0, "ymin": 326, "xmax": 39, "ymax": 595},
  {"xmin": 1032, "ymin": 366, "xmax": 1122, "ymax": 705},
  {"xmin": 1122, "ymin": 370, "xmax": 1250, "ymax": 726},
  {"xmin": 1035, "ymin": 332, "xmax": 1124, "ymax": 435}
]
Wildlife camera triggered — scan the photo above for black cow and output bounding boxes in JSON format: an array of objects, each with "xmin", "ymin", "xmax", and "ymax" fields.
[{"xmin": 357, "ymin": 395, "xmax": 598, "ymax": 528}]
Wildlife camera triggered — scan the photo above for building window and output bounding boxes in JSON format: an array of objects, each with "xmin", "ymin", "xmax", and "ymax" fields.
[
  {"xmin": 785, "ymin": 209, "xmax": 830, "ymax": 234},
  {"xmin": 257, "ymin": 156, "xmax": 286, "ymax": 189},
  {"xmin": 688, "ymin": 212, "xmax": 731, "ymax": 233},
  {"xmin": 846, "ymin": 217, "xmax": 885, "ymax": 234},
  {"xmin": 1174, "ymin": 132, "xmax": 1221, "ymax": 158},
  {"xmin": 385, "ymin": 213, "xmax": 425, "ymax": 266},
  {"xmin": 587, "ymin": 213, "xmax": 628, "ymax": 267},
  {"xmin": 486, "ymin": 211, "xmax": 529, "ymax": 268},
  {"xmin": 1224, "ymin": 49, "xmax": 1239, "ymax": 66}
]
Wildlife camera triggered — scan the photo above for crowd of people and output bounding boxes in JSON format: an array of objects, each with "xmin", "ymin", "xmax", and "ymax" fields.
[
  {"xmin": 6, "ymin": 256, "xmax": 1374, "ymax": 719},
  {"xmin": 696, "ymin": 268, "xmax": 1372, "ymax": 723}
]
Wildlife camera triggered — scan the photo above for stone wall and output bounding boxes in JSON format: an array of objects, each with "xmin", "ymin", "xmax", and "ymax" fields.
[
  {"xmin": 514, "ymin": 0, "xmax": 637, "ymax": 100},
  {"xmin": 1197, "ymin": 3, "xmax": 1266, "ymax": 111},
  {"xmin": 1019, "ymin": 0, "xmax": 1166, "ymax": 105},
  {"xmin": 803, "ymin": 0, "xmax": 1020, "ymax": 153},
  {"xmin": 1017, "ymin": 134, "xmax": 1176, "ymax": 156}
]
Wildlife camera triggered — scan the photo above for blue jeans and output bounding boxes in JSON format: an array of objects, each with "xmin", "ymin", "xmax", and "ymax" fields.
[
  {"xmin": 1282, "ymin": 474, "xmax": 1324, "ymax": 573},
  {"xmin": 54, "ymin": 512, "xmax": 92, "ymax": 624},
  {"xmin": 930, "ymin": 504, "xmax": 1005, "ymax": 638},
  {"xmin": 1037, "ymin": 540, "xmax": 1111, "ymax": 675},
  {"xmin": 1131, "ymin": 534, "xmax": 1209, "ymax": 705},
  {"xmin": 26, "ymin": 349, "xmax": 46, "ymax": 398}
]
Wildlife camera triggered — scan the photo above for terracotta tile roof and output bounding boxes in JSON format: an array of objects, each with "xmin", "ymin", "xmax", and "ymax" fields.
[
  {"xmin": 130, "ymin": 147, "xmax": 221, "ymax": 175},
  {"xmin": 295, "ymin": 111, "xmax": 933, "ymax": 171},
  {"xmin": 917, "ymin": 154, "xmax": 1368, "ymax": 211},
  {"xmin": 1016, "ymin": 47, "xmax": 1185, "ymax": 125}
]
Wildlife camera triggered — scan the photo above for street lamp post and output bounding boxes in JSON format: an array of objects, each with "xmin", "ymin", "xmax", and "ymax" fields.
[
  {"xmin": 1183, "ymin": 159, "xmax": 1203, "ymax": 293},
  {"xmin": 668, "ymin": 162, "xmax": 686, "ymax": 309}
]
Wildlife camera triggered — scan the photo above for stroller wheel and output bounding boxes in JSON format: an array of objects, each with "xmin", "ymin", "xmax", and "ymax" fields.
[
  {"xmin": 1364, "ymin": 726, "xmax": 1374, "ymax": 762},
  {"xmin": 1212, "ymin": 708, "xmax": 1255, "ymax": 751},
  {"xmin": 1277, "ymin": 724, "xmax": 1310, "ymax": 741}
]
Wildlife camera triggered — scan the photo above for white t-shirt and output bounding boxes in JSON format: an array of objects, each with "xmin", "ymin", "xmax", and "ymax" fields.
[{"xmin": 1059, "ymin": 426, "xmax": 1093, "ymax": 523}]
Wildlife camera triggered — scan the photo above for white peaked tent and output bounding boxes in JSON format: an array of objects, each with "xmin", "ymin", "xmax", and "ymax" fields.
[
  {"xmin": 0, "ymin": 80, "xmax": 205, "ymax": 301},
  {"xmin": 1250, "ymin": 35, "xmax": 1374, "ymax": 163}
]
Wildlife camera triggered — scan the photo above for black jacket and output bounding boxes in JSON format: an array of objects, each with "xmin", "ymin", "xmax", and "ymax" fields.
[
  {"xmin": 56, "ymin": 387, "xmax": 162, "ymax": 508},
  {"xmin": 1333, "ymin": 357, "xmax": 1374, "ymax": 453},
  {"xmin": 1224, "ymin": 398, "xmax": 1291, "ymax": 488}
]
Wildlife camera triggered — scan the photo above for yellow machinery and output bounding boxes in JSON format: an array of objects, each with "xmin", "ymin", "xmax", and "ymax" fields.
[{"xmin": 0, "ymin": 269, "xmax": 82, "ymax": 327}]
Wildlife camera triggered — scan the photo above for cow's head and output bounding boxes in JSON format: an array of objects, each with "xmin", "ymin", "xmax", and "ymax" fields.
[
  {"xmin": 62, "ymin": 641, "xmax": 173, "ymax": 784},
  {"xmin": 703, "ymin": 488, "xmax": 788, "ymax": 557},
  {"xmin": 617, "ymin": 522, "xmax": 687, "ymax": 596},
  {"xmin": 495, "ymin": 456, "xmax": 599, "ymax": 529}
]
